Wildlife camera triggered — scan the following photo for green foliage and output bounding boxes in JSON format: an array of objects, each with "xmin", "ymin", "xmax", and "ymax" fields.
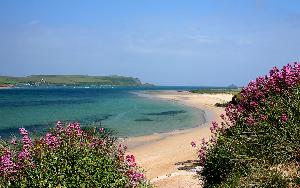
[
  {"xmin": 201, "ymin": 137, "xmax": 236, "ymax": 185},
  {"xmin": 190, "ymin": 88, "xmax": 241, "ymax": 95},
  {"xmin": 18, "ymin": 150, "xmax": 128, "ymax": 187},
  {"xmin": 200, "ymin": 64, "xmax": 300, "ymax": 187},
  {"xmin": 202, "ymin": 86, "xmax": 300, "ymax": 187},
  {"xmin": 0, "ymin": 75, "xmax": 143, "ymax": 86},
  {"xmin": 240, "ymin": 166, "xmax": 291, "ymax": 188},
  {"xmin": 0, "ymin": 123, "xmax": 150, "ymax": 187}
]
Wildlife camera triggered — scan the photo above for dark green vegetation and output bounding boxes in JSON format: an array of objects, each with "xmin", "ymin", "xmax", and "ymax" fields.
[
  {"xmin": 190, "ymin": 88, "xmax": 241, "ymax": 95},
  {"xmin": 0, "ymin": 75, "xmax": 148, "ymax": 86},
  {"xmin": 214, "ymin": 102, "xmax": 229, "ymax": 107},
  {"xmin": 200, "ymin": 63, "xmax": 300, "ymax": 187}
]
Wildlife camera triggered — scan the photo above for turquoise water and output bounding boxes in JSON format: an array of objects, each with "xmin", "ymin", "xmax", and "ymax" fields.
[{"xmin": 0, "ymin": 87, "xmax": 207, "ymax": 138}]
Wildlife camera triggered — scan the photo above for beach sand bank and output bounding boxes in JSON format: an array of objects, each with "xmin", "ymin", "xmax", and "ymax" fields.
[
  {"xmin": 0, "ymin": 84, "xmax": 14, "ymax": 89},
  {"xmin": 124, "ymin": 91, "xmax": 233, "ymax": 187}
]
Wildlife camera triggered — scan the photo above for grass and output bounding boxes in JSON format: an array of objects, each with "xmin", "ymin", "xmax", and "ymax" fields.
[{"xmin": 0, "ymin": 75, "xmax": 143, "ymax": 86}]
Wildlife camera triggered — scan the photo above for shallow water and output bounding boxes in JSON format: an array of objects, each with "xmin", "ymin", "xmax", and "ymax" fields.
[{"xmin": 0, "ymin": 87, "xmax": 208, "ymax": 138}]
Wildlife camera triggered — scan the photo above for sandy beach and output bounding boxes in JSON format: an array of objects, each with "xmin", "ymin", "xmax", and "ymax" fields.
[
  {"xmin": 0, "ymin": 84, "xmax": 14, "ymax": 89},
  {"xmin": 0, "ymin": 87, "xmax": 12, "ymax": 89},
  {"xmin": 124, "ymin": 91, "xmax": 233, "ymax": 188}
]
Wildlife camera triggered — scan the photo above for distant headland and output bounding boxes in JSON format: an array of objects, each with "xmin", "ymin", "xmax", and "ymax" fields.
[{"xmin": 0, "ymin": 75, "xmax": 154, "ymax": 87}]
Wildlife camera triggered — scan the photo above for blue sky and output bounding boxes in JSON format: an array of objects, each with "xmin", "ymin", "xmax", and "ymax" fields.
[{"xmin": 0, "ymin": 0, "xmax": 299, "ymax": 86}]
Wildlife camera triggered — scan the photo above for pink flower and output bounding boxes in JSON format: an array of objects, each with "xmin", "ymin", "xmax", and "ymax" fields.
[
  {"xmin": 56, "ymin": 121, "xmax": 63, "ymax": 129},
  {"xmin": 224, "ymin": 62, "xmax": 299, "ymax": 126},
  {"xmin": 250, "ymin": 101, "xmax": 258, "ymax": 108},
  {"xmin": 19, "ymin": 128, "xmax": 28, "ymax": 136},
  {"xmin": 99, "ymin": 127, "xmax": 105, "ymax": 133},
  {"xmin": 19, "ymin": 128, "xmax": 32, "ymax": 148},
  {"xmin": 198, "ymin": 145, "xmax": 207, "ymax": 166},
  {"xmin": 126, "ymin": 154, "xmax": 136, "ymax": 167},
  {"xmin": 44, "ymin": 133, "xmax": 60, "ymax": 149},
  {"xmin": 280, "ymin": 113, "xmax": 288, "ymax": 123},
  {"xmin": 18, "ymin": 148, "xmax": 32, "ymax": 162},
  {"xmin": 210, "ymin": 121, "xmax": 219, "ymax": 134},
  {"xmin": 195, "ymin": 62, "xmax": 299, "ymax": 167},
  {"xmin": 245, "ymin": 116, "xmax": 255, "ymax": 125},
  {"xmin": 127, "ymin": 170, "xmax": 144, "ymax": 182},
  {"xmin": 191, "ymin": 141, "xmax": 196, "ymax": 148},
  {"xmin": 66, "ymin": 122, "xmax": 83, "ymax": 136},
  {"xmin": 0, "ymin": 149, "xmax": 17, "ymax": 175},
  {"xmin": 209, "ymin": 135, "xmax": 217, "ymax": 145},
  {"xmin": 260, "ymin": 114, "xmax": 268, "ymax": 121}
]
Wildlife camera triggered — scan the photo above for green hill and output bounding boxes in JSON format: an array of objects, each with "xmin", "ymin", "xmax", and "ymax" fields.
[{"xmin": 0, "ymin": 75, "xmax": 147, "ymax": 86}]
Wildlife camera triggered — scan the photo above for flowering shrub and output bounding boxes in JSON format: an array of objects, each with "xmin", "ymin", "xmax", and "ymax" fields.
[
  {"xmin": 192, "ymin": 62, "xmax": 300, "ymax": 187},
  {"xmin": 0, "ymin": 122, "xmax": 149, "ymax": 187}
]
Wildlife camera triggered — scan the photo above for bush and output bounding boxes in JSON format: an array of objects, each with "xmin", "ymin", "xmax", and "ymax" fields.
[
  {"xmin": 0, "ymin": 122, "xmax": 149, "ymax": 187},
  {"xmin": 214, "ymin": 102, "xmax": 229, "ymax": 107},
  {"xmin": 192, "ymin": 62, "xmax": 300, "ymax": 187}
]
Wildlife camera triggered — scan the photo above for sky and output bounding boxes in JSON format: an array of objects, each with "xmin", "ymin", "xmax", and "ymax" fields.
[{"xmin": 0, "ymin": 0, "xmax": 300, "ymax": 86}]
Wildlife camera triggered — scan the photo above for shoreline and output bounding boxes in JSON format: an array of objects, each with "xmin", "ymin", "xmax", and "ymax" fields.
[
  {"xmin": 0, "ymin": 85, "xmax": 14, "ymax": 89},
  {"xmin": 121, "ymin": 91, "xmax": 212, "ymax": 149},
  {"xmin": 124, "ymin": 90, "xmax": 233, "ymax": 187}
]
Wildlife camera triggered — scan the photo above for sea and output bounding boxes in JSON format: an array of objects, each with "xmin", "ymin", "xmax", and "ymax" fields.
[{"xmin": 0, "ymin": 86, "xmax": 215, "ymax": 138}]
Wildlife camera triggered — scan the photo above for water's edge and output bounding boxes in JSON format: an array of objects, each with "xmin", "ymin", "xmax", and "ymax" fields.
[{"xmin": 122, "ymin": 91, "xmax": 212, "ymax": 139}]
